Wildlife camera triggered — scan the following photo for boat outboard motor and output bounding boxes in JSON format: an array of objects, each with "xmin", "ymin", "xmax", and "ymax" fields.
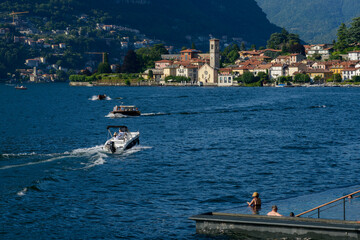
[{"xmin": 110, "ymin": 141, "xmax": 116, "ymax": 153}]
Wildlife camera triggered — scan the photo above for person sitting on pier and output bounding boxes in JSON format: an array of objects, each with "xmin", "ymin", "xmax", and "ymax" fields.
[
  {"xmin": 267, "ymin": 205, "xmax": 283, "ymax": 216},
  {"xmin": 247, "ymin": 192, "xmax": 261, "ymax": 207}
]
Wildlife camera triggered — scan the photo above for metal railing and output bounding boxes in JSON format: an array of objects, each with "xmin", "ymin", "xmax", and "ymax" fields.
[{"xmin": 296, "ymin": 189, "xmax": 360, "ymax": 220}]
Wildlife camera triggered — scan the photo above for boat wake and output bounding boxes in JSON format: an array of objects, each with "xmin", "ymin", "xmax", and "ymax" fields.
[
  {"xmin": 105, "ymin": 112, "xmax": 129, "ymax": 118},
  {"xmin": 141, "ymin": 112, "xmax": 170, "ymax": 116},
  {"xmin": 1, "ymin": 144, "xmax": 150, "ymax": 171}
]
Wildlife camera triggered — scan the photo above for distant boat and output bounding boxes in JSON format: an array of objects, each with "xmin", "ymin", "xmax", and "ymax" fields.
[
  {"xmin": 111, "ymin": 105, "xmax": 141, "ymax": 116},
  {"xmin": 15, "ymin": 85, "xmax": 27, "ymax": 90},
  {"xmin": 97, "ymin": 94, "xmax": 107, "ymax": 100}
]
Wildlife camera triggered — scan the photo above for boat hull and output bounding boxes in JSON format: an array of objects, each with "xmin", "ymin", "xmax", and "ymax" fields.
[{"xmin": 110, "ymin": 111, "xmax": 141, "ymax": 116}]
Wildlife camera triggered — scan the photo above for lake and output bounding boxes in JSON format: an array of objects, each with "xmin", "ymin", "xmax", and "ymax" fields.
[{"xmin": 1, "ymin": 83, "xmax": 360, "ymax": 239}]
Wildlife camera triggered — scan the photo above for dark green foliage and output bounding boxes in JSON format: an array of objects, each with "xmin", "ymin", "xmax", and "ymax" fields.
[
  {"xmin": 55, "ymin": 70, "xmax": 68, "ymax": 82},
  {"xmin": 165, "ymin": 75, "xmax": 191, "ymax": 82},
  {"xmin": 0, "ymin": 28, "xmax": 36, "ymax": 79},
  {"xmin": 122, "ymin": 50, "xmax": 140, "ymax": 73},
  {"xmin": 294, "ymin": 73, "xmax": 310, "ymax": 83},
  {"xmin": 267, "ymin": 28, "xmax": 302, "ymax": 54},
  {"xmin": 256, "ymin": 0, "xmax": 360, "ymax": 43},
  {"xmin": 191, "ymin": 42, "xmax": 196, "ymax": 49},
  {"xmin": 351, "ymin": 76, "xmax": 360, "ymax": 82},
  {"xmin": 97, "ymin": 62, "xmax": 111, "ymax": 74},
  {"xmin": 221, "ymin": 44, "xmax": 240, "ymax": 64},
  {"xmin": 241, "ymin": 71, "xmax": 257, "ymax": 84},
  {"xmin": 1, "ymin": 0, "xmax": 281, "ymax": 47},
  {"xmin": 136, "ymin": 44, "xmax": 168, "ymax": 71},
  {"xmin": 257, "ymin": 72, "xmax": 269, "ymax": 82},
  {"xmin": 240, "ymin": 42, "xmax": 246, "ymax": 51},
  {"xmin": 148, "ymin": 70, "xmax": 153, "ymax": 79},
  {"xmin": 333, "ymin": 73, "xmax": 342, "ymax": 82}
]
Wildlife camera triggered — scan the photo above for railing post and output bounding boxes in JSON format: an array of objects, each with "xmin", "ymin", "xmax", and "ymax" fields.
[
  {"xmin": 318, "ymin": 208, "xmax": 320, "ymax": 218},
  {"xmin": 343, "ymin": 198, "xmax": 346, "ymax": 220}
]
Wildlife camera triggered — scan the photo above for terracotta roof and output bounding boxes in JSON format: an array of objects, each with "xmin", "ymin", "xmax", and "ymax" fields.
[
  {"xmin": 180, "ymin": 49, "xmax": 201, "ymax": 53},
  {"xmin": 155, "ymin": 60, "xmax": 173, "ymax": 63}
]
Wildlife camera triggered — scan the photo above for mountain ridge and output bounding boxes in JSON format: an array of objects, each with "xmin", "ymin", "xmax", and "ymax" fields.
[
  {"xmin": 256, "ymin": 0, "xmax": 360, "ymax": 43},
  {"xmin": 1, "ymin": 0, "xmax": 281, "ymax": 47}
]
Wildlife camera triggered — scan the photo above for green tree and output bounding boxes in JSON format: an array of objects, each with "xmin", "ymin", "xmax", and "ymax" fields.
[
  {"xmin": 136, "ymin": 44, "xmax": 168, "ymax": 71},
  {"xmin": 348, "ymin": 17, "xmax": 360, "ymax": 44},
  {"xmin": 240, "ymin": 42, "xmax": 246, "ymax": 51},
  {"xmin": 98, "ymin": 62, "xmax": 111, "ymax": 73},
  {"xmin": 336, "ymin": 23, "xmax": 348, "ymax": 51},
  {"xmin": 55, "ymin": 70, "xmax": 68, "ymax": 82},
  {"xmin": 334, "ymin": 73, "xmax": 342, "ymax": 82},
  {"xmin": 148, "ymin": 69, "xmax": 153, "ymax": 79},
  {"xmin": 191, "ymin": 42, "xmax": 196, "ymax": 49},
  {"xmin": 241, "ymin": 71, "xmax": 257, "ymax": 84},
  {"xmin": 122, "ymin": 50, "xmax": 140, "ymax": 73}
]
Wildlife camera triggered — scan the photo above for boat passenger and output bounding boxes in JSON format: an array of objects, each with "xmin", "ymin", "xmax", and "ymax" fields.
[
  {"xmin": 113, "ymin": 105, "xmax": 118, "ymax": 111},
  {"xmin": 267, "ymin": 205, "xmax": 283, "ymax": 216},
  {"xmin": 118, "ymin": 129, "xmax": 125, "ymax": 138},
  {"xmin": 247, "ymin": 192, "xmax": 261, "ymax": 207}
]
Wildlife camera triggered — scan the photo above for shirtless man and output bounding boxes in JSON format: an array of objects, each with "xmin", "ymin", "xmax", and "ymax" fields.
[{"xmin": 267, "ymin": 205, "xmax": 283, "ymax": 216}]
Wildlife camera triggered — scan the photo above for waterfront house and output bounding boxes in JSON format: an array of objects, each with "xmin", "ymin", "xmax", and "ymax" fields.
[
  {"xmin": 218, "ymin": 73, "xmax": 234, "ymax": 87},
  {"xmin": 288, "ymin": 63, "xmax": 307, "ymax": 77},
  {"xmin": 269, "ymin": 64, "xmax": 287, "ymax": 79},
  {"xmin": 306, "ymin": 69, "xmax": 333, "ymax": 80},
  {"xmin": 342, "ymin": 67, "xmax": 360, "ymax": 80},
  {"xmin": 176, "ymin": 64, "xmax": 198, "ymax": 83}
]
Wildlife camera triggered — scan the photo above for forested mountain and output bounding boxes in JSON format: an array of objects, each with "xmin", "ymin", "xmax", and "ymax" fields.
[
  {"xmin": 255, "ymin": 0, "xmax": 360, "ymax": 44},
  {"xmin": 1, "ymin": 0, "xmax": 281, "ymax": 47}
]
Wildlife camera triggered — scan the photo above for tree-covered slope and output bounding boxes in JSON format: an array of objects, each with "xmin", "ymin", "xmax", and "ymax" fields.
[
  {"xmin": 1, "ymin": 0, "xmax": 281, "ymax": 47},
  {"xmin": 256, "ymin": 0, "xmax": 360, "ymax": 44}
]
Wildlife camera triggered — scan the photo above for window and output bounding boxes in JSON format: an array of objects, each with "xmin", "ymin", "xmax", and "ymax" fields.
[{"xmin": 211, "ymin": 44, "xmax": 214, "ymax": 50}]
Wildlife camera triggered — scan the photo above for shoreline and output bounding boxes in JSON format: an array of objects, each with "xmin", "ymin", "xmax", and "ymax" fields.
[{"xmin": 69, "ymin": 81, "xmax": 360, "ymax": 87}]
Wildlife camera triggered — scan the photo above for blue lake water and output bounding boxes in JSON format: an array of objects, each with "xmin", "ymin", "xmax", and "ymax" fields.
[{"xmin": 1, "ymin": 83, "xmax": 360, "ymax": 239}]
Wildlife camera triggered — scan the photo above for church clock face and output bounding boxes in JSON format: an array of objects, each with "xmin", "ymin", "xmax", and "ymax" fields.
[{"xmin": 204, "ymin": 71, "xmax": 208, "ymax": 75}]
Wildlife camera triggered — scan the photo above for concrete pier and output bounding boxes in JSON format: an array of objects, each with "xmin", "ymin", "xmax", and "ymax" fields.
[{"xmin": 190, "ymin": 212, "xmax": 360, "ymax": 239}]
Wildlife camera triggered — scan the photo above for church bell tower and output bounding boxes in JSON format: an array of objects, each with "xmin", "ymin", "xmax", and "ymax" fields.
[{"xmin": 210, "ymin": 39, "xmax": 220, "ymax": 69}]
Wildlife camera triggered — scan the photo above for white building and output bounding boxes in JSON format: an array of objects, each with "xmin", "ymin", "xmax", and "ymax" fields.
[
  {"xmin": 176, "ymin": 64, "xmax": 198, "ymax": 83},
  {"xmin": 348, "ymin": 51, "xmax": 360, "ymax": 61},
  {"xmin": 342, "ymin": 67, "xmax": 360, "ymax": 80},
  {"xmin": 269, "ymin": 64, "xmax": 287, "ymax": 79},
  {"xmin": 218, "ymin": 74, "xmax": 234, "ymax": 86}
]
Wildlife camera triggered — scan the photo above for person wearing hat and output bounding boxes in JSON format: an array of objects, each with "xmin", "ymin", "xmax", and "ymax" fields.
[
  {"xmin": 247, "ymin": 192, "xmax": 261, "ymax": 207},
  {"xmin": 267, "ymin": 205, "xmax": 283, "ymax": 216}
]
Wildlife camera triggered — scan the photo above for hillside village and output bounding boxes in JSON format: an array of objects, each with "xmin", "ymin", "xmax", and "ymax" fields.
[
  {"xmin": 142, "ymin": 40, "xmax": 360, "ymax": 87},
  {"xmin": 2, "ymin": 11, "xmax": 360, "ymax": 86}
]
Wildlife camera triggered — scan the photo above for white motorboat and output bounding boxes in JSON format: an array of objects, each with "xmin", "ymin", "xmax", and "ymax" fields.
[{"xmin": 103, "ymin": 125, "xmax": 140, "ymax": 154}]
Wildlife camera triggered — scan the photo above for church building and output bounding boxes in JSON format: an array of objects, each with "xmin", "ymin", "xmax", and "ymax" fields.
[{"xmin": 198, "ymin": 39, "xmax": 220, "ymax": 85}]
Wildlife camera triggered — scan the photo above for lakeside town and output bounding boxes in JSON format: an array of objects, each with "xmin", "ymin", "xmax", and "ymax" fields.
[{"xmin": 2, "ymin": 11, "xmax": 360, "ymax": 87}]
